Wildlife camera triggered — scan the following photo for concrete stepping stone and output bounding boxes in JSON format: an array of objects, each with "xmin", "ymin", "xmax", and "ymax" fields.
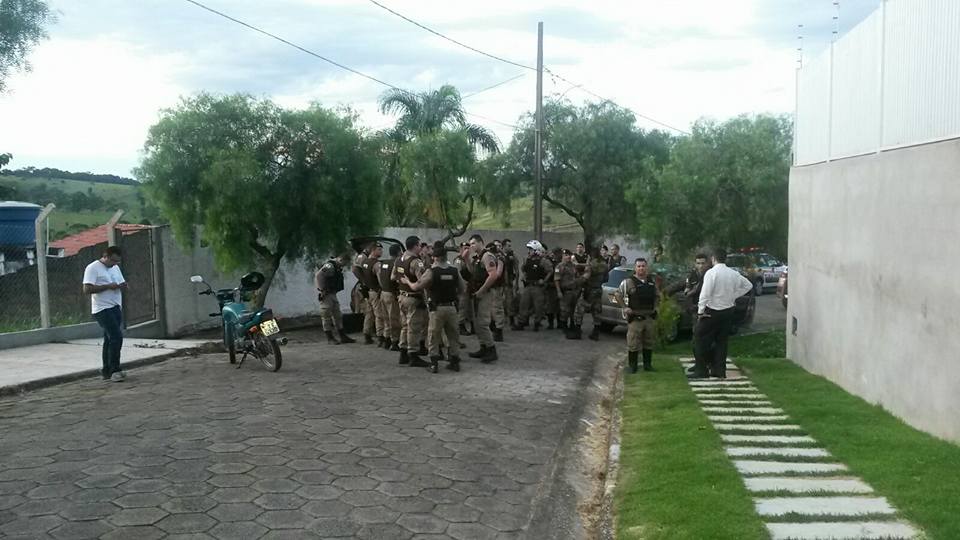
[
  {"xmin": 688, "ymin": 380, "xmax": 753, "ymax": 387},
  {"xmin": 698, "ymin": 394, "xmax": 769, "ymax": 401},
  {"xmin": 692, "ymin": 386, "xmax": 759, "ymax": 393},
  {"xmin": 744, "ymin": 477, "xmax": 873, "ymax": 494},
  {"xmin": 703, "ymin": 407, "xmax": 784, "ymax": 414},
  {"xmin": 700, "ymin": 400, "xmax": 773, "ymax": 406},
  {"xmin": 734, "ymin": 460, "xmax": 848, "ymax": 475},
  {"xmin": 754, "ymin": 496, "xmax": 895, "ymax": 517},
  {"xmin": 726, "ymin": 447, "xmax": 830, "ymax": 458},
  {"xmin": 766, "ymin": 521, "xmax": 919, "ymax": 540},
  {"xmin": 710, "ymin": 415, "xmax": 790, "ymax": 423},
  {"xmin": 715, "ymin": 423, "xmax": 802, "ymax": 432},
  {"xmin": 722, "ymin": 434, "xmax": 817, "ymax": 444}
]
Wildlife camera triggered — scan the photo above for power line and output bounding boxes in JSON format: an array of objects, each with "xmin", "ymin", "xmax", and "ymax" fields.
[
  {"xmin": 181, "ymin": 0, "xmax": 520, "ymax": 131},
  {"xmin": 183, "ymin": 0, "xmax": 401, "ymax": 90},
  {"xmin": 465, "ymin": 112, "xmax": 518, "ymax": 129},
  {"xmin": 363, "ymin": 0, "xmax": 690, "ymax": 135},
  {"xmin": 462, "ymin": 73, "xmax": 527, "ymax": 99},
  {"xmin": 544, "ymin": 67, "xmax": 691, "ymax": 135},
  {"xmin": 366, "ymin": 0, "xmax": 536, "ymax": 72}
]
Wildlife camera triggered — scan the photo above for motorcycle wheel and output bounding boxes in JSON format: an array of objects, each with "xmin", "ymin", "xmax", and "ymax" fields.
[
  {"xmin": 224, "ymin": 324, "xmax": 237, "ymax": 364},
  {"xmin": 252, "ymin": 332, "xmax": 282, "ymax": 372}
]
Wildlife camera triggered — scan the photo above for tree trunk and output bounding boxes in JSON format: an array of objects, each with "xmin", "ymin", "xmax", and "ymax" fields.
[{"xmin": 252, "ymin": 253, "xmax": 284, "ymax": 310}]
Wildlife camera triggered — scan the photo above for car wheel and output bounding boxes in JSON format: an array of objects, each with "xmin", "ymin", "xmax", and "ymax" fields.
[{"xmin": 753, "ymin": 279, "xmax": 764, "ymax": 296}]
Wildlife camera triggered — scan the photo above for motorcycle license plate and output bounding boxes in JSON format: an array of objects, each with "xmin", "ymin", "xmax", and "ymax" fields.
[{"xmin": 260, "ymin": 319, "xmax": 280, "ymax": 337}]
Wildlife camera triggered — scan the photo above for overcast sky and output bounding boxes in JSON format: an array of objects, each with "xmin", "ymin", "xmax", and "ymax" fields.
[{"xmin": 0, "ymin": 0, "xmax": 879, "ymax": 176}]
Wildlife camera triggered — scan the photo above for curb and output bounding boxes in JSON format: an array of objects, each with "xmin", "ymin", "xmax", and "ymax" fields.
[
  {"xmin": 0, "ymin": 341, "xmax": 222, "ymax": 398},
  {"xmin": 526, "ymin": 346, "xmax": 623, "ymax": 539}
]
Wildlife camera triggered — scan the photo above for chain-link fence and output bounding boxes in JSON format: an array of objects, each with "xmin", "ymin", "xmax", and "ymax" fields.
[{"xmin": 0, "ymin": 205, "xmax": 158, "ymax": 335}]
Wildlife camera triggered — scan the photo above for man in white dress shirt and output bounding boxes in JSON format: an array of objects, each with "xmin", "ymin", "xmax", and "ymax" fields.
[
  {"xmin": 82, "ymin": 246, "xmax": 128, "ymax": 382},
  {"xmin": 691, "ymin": 250, "xmax": 753, "ymax": 379}
]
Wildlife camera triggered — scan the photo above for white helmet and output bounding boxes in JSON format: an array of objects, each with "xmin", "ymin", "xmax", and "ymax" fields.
[{"xmin": 525, "ymin": 240, "xmax": 544, "ymax": 254}]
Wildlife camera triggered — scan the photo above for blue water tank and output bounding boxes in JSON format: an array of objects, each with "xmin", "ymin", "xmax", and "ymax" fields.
[{"xmin": 0, "ymin": 201, "xmax": 42, "ymax": 247}]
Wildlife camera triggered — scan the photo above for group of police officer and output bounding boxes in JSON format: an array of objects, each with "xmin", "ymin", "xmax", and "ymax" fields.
[{"xmin": 314, "ymin": 235, "xmax": 661, "ymax": 374}]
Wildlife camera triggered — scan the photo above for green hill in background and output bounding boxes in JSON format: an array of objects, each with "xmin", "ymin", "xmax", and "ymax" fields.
[
  {"xmin": 472, "ymin": 196, "xmax": 582, "ymax": 232},
  {"xmin": 0, "ymin": 175, "xmax": 149, "ymax": 239}
]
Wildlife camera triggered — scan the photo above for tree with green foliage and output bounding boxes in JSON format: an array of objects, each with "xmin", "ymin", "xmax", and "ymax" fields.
[
  {"xmin": 0, "ymin": 0, "xmax": 55, "ymax": 93},
  {"xmin": 630, "ymin": 114, "xmax": 791, "ymax": 258},
  {"xmin": 492, "ymin": 99, "xmax": 672, "ymax": 248},
  {"xmin": 137, "ymin": 94, "xmax": 383, "ymax": 307},
  {"xmin": 377, "ymin": 84, "xmax": 506, "ymax": 238}
]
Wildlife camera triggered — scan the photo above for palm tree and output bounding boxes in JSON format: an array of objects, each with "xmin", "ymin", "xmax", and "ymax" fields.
[{"xmin": 378, "ymin": 84, "xmax": 499, "ymax": 153}]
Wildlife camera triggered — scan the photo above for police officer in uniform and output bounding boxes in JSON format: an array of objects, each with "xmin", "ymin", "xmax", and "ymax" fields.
[
  {"xmin": 402, "ymin": 240, "xmax": 465, "ymax": 373},
  {"xmin": 502, "ymin": 239, "xmax": 519, "ymax": 329},
  {"xmin": 453, "ymin": 242, "xmax": 474, "ymax": 336},
  {"xmin": 390, "ymin": 236, "xmax": 430, "ymax": 367},
  {"xmin": 554, "ymin": 249, "xmax": 580, "ymax": 331},
  {"xmin": 607, "ymin": 244, "xmax": 626, "ymax": 272},
  {"xmin": 573, "ymin": 242, "xmax": 589, "ymax": 276},
  {"xmin": 488, "ymin": 240, "xmax": 507, "ymax": 343},
  {"xmin": 377, "ymin": 244, "xmax": 403, "ymax": 351},
  {"xmin": 315, "ymin": 254, "xmax": 357, "ymax": 345},
  {"xmin": 513, "ymin": 240, "xmax": 551, "ymax": 331},
  {"xmin": 354, "ymin": 242, "xmax": 386, "ymax": 346},
  {"xmin": 615, "ymin": 258, "xmax": 658, "ymax": 373},
  {"xmin": 544, "ymin": 247, "xmax": 562, "ymax": 329},
  {"xmin": 467, "ymin": 234, "xmax": 501, "ymax": 362},
  {"xmin": 572, "ymin": 246, "xmax": 609, "ymax": 341}
]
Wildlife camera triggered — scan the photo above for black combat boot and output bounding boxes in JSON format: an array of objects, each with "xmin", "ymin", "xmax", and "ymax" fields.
[
  {"xmin": 627, "ymin": 351, "xmax": 639, "ymax": 373},
  {"xmin": 338, "ymin": 330, "xmax": 355, "ymax": 344},
  {"xmin": 408, "ymin": 352, "xmax": 430, "ymax": 368},
  {"xmin": 509, "ymin": 316, "xmax": 516, "ymax": 328},
  {"xmin": 364, "ymin": 334, "xmax": 375, "ymax": 345},
  {"xmin": 588, "ymin": 327, "xmax": 600, "ymax": 341},
  {"xmin": 429, "ymin": 355, "xmax": 441, "ymax": 374},
  {"xmin": 325, "ymin": 330, "xmax": 340, "ymax": 345},
  {"xmin": 642, "ymin": 349, "xmax": 654, "ymax": 372},
  {"xmin": 417, "ymin": 341, "xmax": 428, "ymax": 356},
  {"xmin": 446, "ymin": 357, "xmax": 461, "ymax": 372},
  {"xmin": 398, "ymin": 348, "xmax": 409, "ymax": 365},
  {"xmin": 533, "ymin": 321, "xmax": 541, "ymax": 332},
  {"xmin": 468, "ymin": 345, "xmax": 487, "ymax": 359},
  {"xmin": 390, "ymin": 340, "xmax": 401, "ymax": 352},
  {"xmin": 547, "ymin": 315, "xmax": 555, "ymax": 329},
  {"xmin": 481, "ymin": 346, "xmax": 498, "ymax": 363},
  {"xmin": 493, "ymin": 328, "xmax": 504, "ymax": 342},
  {"xmin": 459, "ymin": 323, "xmax": 470, "ymax": 336},
  {"xmin": 566, "ymin": 325, "xmax": 582, "ymax": 340}
]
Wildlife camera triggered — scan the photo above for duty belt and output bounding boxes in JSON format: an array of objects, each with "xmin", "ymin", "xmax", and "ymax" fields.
[
  {"xmin": 399, "ymin": 291, "xmax": 423, "ymax": 297},
  {"xmin": 432, "ymin": 302, "xmax": 456, "ymax": 307}
]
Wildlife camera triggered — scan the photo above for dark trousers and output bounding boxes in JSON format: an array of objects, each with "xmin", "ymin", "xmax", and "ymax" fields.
[
  {"xmin": 694, "ymin": 307, "xmax": 733, "ymax": 377},
  {"xmin": 93, "ymin": 306, "xmax": 124, "ymax": 379}
]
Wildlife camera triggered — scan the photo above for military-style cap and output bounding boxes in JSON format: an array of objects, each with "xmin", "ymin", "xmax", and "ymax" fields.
[{"xmin": 562, "ymin": 248, "xmax": 573, "ymax": 255}]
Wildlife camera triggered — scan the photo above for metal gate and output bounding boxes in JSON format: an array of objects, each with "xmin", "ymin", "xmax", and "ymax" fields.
[{"xmin": 119, "ymin": 228, "xmax": 157, "ymax": 326}]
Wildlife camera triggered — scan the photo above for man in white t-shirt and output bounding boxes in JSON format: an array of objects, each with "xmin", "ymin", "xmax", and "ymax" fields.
[{"xmin": 82, "ymin": 246, "xmax": 128, "ymax": 382}]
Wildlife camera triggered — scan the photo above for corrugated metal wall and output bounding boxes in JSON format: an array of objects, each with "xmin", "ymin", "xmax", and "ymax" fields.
[{"xmin": 795, "ymin": 0, "xmax": 960, "ymax": 165}]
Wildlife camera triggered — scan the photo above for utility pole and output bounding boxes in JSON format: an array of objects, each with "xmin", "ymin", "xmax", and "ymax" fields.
[{"xmin": 534, "ymin": 22, "xmax": 544, "ymax": 242}]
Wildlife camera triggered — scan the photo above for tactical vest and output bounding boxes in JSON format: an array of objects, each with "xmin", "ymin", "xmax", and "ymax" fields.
[
  {"xmin": 522, "ymin": 257, "xmax": 547, "ymax": 282},
  {"xmin": 429, "ymin": 266, "xmax": 459, "ymax": 304},
  {"xmin": 505, "ymin": 252, "xmax": 518, "ymax": 280},
  {"xmin": 361, "ymin": 258, "xmax": 380, "ymax": 291},
  {"xmin": 396, "ymin": 254, "xmax": 421, "ymax": 293},
  {"xmin": 471, "ymin": 251, "xmax": 504, "ymax": 288},
  {"xmin": 378, "ymin": 258, "xmax": 397, "ymax": 293},
  {"xmin": 322, "ymin": 261, "xmax": 345, "ymax": 293},
  {"xmin": 627, "ymin": 276, "xmax": 657, "ymax": 312}
]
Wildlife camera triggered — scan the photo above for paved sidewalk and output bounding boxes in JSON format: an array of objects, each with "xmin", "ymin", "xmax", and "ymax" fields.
[
  {"xmin": 0, "ymin": 338, "xmax": 217, "ymax": 396},
  {"xmin": 0, "ymin": 328, "xmax": 618, "ymax": 539},
  {"xmin": 681, "ymin": 357, "xmax": 921, "ymax": 540}
]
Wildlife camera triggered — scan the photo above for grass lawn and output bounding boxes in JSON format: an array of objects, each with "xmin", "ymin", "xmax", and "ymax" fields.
[
  {"xmin": 742, "ymin": 353, "xmax": 960, "ymax": 539},
  {"xmin": 615, "ymin": 353, "xmax": 769, "ymax": 540},
  {"xmin": 617, "ymin": 328, "xmax": 960, "ymax": 539}
]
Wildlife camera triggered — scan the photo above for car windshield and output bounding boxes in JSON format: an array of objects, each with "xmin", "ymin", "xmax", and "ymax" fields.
[{"xmin": 605, "ymin": 268, "xmax": 629, "ymax": 287}]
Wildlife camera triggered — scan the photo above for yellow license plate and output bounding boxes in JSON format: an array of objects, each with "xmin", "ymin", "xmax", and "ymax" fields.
[{"xmin": 260, "ymin": 319, "xmax": 280, "ymax": 336}]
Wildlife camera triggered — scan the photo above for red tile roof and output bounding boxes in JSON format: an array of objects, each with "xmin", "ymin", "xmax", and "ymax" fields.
[{"xmin": 51, "ymin": 224, "xmax": 154, "ymax": 256}]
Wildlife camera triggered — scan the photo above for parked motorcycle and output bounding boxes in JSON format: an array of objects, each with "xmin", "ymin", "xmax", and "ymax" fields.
[{"xmin": 190, "ymin": 272, "xmax": 286, "ymax": 371}]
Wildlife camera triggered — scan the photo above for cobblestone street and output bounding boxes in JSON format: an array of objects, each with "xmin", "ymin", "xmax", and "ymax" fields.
[{"xmin": 0, "ymin": 328, "xmax": 619, "ymax": 539}]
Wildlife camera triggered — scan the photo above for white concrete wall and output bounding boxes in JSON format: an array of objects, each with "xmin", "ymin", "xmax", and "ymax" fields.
[{"xmin": 787, "ymin": 138, "xmax": 960, "ymax": 442}]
